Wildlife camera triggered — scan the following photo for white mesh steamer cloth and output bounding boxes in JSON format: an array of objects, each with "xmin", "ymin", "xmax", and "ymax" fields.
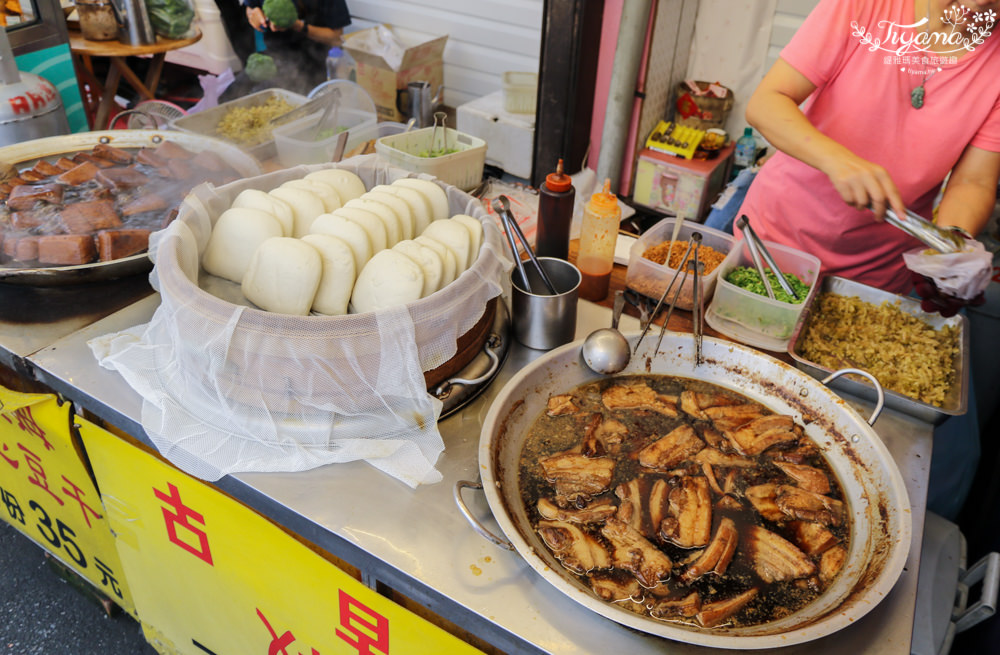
[{"xmin": 89, "ymin": 155, "xmax": 512, "ymax": 487}]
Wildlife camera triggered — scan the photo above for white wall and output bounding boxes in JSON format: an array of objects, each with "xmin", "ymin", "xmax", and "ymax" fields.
[{"xmin": 345, "ymin": 0, "xmax": 544, "ymax": 109}]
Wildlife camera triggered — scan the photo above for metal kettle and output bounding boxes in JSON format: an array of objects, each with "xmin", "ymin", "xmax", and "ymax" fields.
[
  {"xmin": 0, "ymin": 28, "xmax": 70, "ymax": 147},
  {"xmin": 111, "ymin": 0, "xmax": 156, "ymax": 46}
]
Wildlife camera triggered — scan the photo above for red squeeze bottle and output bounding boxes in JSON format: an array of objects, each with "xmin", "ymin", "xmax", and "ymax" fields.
[{"xmin": 534, "ymin": 159, "xmax": 575, "ymax": 260}]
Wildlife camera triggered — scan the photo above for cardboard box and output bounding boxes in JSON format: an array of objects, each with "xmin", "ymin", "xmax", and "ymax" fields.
[
  {"xmin": 632, "ymin": 143, "xmax": 734, "ymax": 221},
  {"xmin": 343, "ymin": 26, "xmax": 447, "ymax": 123}
]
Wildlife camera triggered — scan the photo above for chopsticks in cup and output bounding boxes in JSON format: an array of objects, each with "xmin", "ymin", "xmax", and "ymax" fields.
[
  {"xmin": 492, "ymin": 195, "xmax": 558, "ymax": 295},
  {"xmin": 736, "ymin": 215, "xmax": 800, "ymax": 301}
]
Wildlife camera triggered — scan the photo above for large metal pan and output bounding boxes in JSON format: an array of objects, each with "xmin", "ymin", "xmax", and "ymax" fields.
[
  {"xmin": 460, "ymin": 332, "xmax": 910, "ymax": 649},
  {"xmin": 0, "ymin": 130, "xmax": 261, "ymax": 286}
]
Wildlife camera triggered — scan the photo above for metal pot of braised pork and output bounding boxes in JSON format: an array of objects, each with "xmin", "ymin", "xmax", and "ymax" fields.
[
  {"xmin": 457, "ymin": 332, "xmax": 910, "ymax": 649},
  {"xmin": 0, "ymin": 130, "xmax": 260, "ymax": 285}
]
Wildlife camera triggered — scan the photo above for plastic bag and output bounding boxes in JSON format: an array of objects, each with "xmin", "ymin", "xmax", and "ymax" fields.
[
  {"xmin": 345, "ymin": 24, "xmax": 405, "ymax": 71},
  {"xmin": 187, "ymin": 68, "xmax": 236, "ymax": 115},
  {"xmin": 902, "ymin": 238, "xmax": 992, "ymax": 300},
  {"xmin": 145, "ymin": 0, "xmax": 196, "ymax": 39}
]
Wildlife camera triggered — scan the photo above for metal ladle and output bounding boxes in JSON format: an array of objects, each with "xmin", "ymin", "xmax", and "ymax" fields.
[{"xmin": 582, "ymin": 289, "xmax": 631, "ymax": 375}]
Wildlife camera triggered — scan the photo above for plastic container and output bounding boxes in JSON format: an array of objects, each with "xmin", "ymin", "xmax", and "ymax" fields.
[
  {"xmin": 170, "ymin": 88, "xmax": 308, "ymax": 162},
  {"xmin": 707, "ymin": 238, "xmax": 822, "ymax": 351},
  {"xmin": 375, "ymin": 126, "xmax": 487, "ymax": 191},
  {"xmin": 625, "ymin": 218, "xmax": 735, "ymax": 311},
  {"xmin": 339, "ymin": 121, "xmax": 408, "ymax": 158},
  {"xmin": 272, "ymin": 81, "xmax": 378, "ymax": 166},
  {"xmin": 502, "ymin": 72, "xmax": 538, "ymax": 114},
  {"xmin": 535, "ymin": 158, "xmax": 575, "ymax": 260},
  {"xmin": 577, "ymin": 179, "xmax": 621, "ymax": 302}
]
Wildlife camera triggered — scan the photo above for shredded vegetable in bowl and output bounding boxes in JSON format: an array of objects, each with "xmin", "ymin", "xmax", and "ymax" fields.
[
  {"xmin": 215, "ymin": 96, "xmax": 294, "ymax": 146},
  {"xmin": 725, "ymin": 266, "xmax": 810, "ymax": 304}
]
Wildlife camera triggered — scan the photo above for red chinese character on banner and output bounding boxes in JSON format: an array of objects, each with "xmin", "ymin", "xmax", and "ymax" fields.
[
  {"xmin": 0, "ymin": 440, "xmax": 18, "ymax": 469},
  {"xmin": 61, "ymin": 475, "xmax": 102, "ymax": 528},
  {"xmin": 19, "ymin": 443, "xmax": 63, "ymax": 506},
  {"xmin": 2, "ymin": 407, "xmax": 53, "ymax": 450},
  {"xmin": 336, "ymin": 591, "xmax": 389, "ymax": 655},
  {"xmin": 153, "ymin": 482, "xmax": 213, "ymax": 566},
  {"xmin": 256, "ymin": 608, "xmax": 321, "ymax": 655}
]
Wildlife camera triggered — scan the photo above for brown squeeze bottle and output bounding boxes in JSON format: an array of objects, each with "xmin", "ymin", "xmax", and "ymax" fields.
[
  {"xmin": 534, "ymin": 159, "xmax": 575, "ymax": 260},
  {"xmin": 577, "ymin": 179, "xmax": 621, "ymax": 302}
]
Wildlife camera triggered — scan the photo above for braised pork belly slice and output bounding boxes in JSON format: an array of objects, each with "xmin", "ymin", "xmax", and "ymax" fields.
[
  {"xmin": 788, "ymin": 520, "xmax": 839, "ymax": 557},
  {"xmin": 590, "ymin": 575, "xmax": 641, "ymax": 603},
  {"xmin": 727, "ymin": 414, "xmax": 800, "ymax": 456},
  {"xmin": 539, "ymin": 453, "xmax": 615, "ymax": 506},
  {"xmin": 638, "ymin": 425, "xmax": 704, "ymax": 470},
  {"xmin": 546, "ymin": 394, "xmax": 579, "ymax": 416},
  {"xmin": 121, "ymin": 192, "xmax": 168, "ymax": 216},
  {"xmin": 650, "ymin": 591, "xmax": 702, "ymax": 620},
  {"xmin": 680, "ymin": 517, "xmax": 739, "ymax": 584},
  {"xmin": 37, "ymin": 234, "xmax": 96, "ymax": 265},
  {"xmin": 743, "ymin": 525, "xmax": 816, "ymax": 583},
  {"xmin": 601, "ymin": 517, "xmax": 673, "ymax": 588},
  {"xmin": 703, "ymin": 404, "xmax": 766, "ymax": 432},
  {"xmin": 594, "ymin": 417, "xmax": 629, "ymax": 448},
  {"xmin": 680, "ymin": 390, "xmax": 739, "ymax": 420},
  {"xmin": 696, "ymin": 587, "xmax": 758, "ymax": 628},
  {"xmin": 602, "ymin": 381, "xmax": 678, "ymax": 417},
  {"xmin": 30, "ymin": 160, "xmax": 64, "ymax": 177},
  {"xmin": 537, "ymin": 497, "xmax": 617, "ymax": 524},
  {"xmin": 93, "ymin": 143, "xmax": 134, "ymax": 164},
  {"xmin": 699, "ymin": 425, "xmax": 729, "ymax": 450},
  {"xmin": 775, "ymin": 460, "xmax": 831, "ymax": 495},
  {"xmin": 769, "ymin": 439, "xmax": 820, "ymax": 465},
  {"xmin": 96, "ymin": 167, "xmax": 149, "ymax": 192},
  {"xmin": 745, "ymin": 484, "xmax": 786, "ymax": 522},
  {"xmin": 96, "ymin": 229, "xmax": 151, "ymax": 261},
  {"xmin": 693, "ymin": 447, "xmax": 755, "ymax": 468},
  {"xmin": 819, "ymin": 544, "xmax": 847, "ymax": 583},
  {"xmin": 56, "ymin": 161, "xmax": 100, "ymax": 186},
  {"xmin": 775, "ymin": 485, "xmax": 845, "ymax": 527},
  {"xmin": 537, "ymin": 520, "xmax": 611, "ymax": 574},
  {"xmin": 616, "ymin": 478, "xmax": 645, "ymax": 532},
  {"xmin": 7, "ymin": 183, "xmax": 63, "ymax": 210},
  {"xmin": 59, "ymin": 199, "xmax": 121, "ymax": 233},
  {"xmin": 659, "ymin": 476, "xmax": 712, "ymax": 548}
]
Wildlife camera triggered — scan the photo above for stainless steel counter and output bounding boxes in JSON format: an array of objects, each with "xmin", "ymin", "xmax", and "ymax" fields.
[{"xmin": 13, "ymin": 293, "xmax": 928, "ymax": 654}]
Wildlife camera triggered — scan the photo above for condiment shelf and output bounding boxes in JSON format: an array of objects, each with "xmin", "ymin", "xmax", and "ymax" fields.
[{"xmin": 8, "ymin": 294, "xmax": 932, "ymax": 655}]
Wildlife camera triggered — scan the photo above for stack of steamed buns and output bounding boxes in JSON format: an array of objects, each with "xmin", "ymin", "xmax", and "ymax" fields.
[{"xmin": 201, "ymin": 170, "xmax": 483, "ymax": 316}]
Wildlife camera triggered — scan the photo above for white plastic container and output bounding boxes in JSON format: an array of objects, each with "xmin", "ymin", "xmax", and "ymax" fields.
[
  {"xmin": 625, "ymin": 218, "xmax": 735, "ymax": 310},
  {"xmin": 273, "ymin": 108, "xmax": 377, "ymax": 167},
  {"xmin": 707, "ymin": 238, "xmax": 821, "ymax": 351},
  {"xmin": 502, "ymin": 72, "xmax": 538, "ymax": 114},
  {"xmin": 375, "ymin": 126, "xmax": 487, "ymax": 191}
]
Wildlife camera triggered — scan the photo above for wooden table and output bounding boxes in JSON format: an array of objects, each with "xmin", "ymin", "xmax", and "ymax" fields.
[{"xmin": 69, "ymin": 29, "xmax": 202, "ymax": 131}]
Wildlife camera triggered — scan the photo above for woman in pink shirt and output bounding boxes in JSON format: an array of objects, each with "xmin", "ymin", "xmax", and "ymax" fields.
[
  {"xmin": 740, "ymin": 0, "xmax": 1000, "ymax": 294},
  {"xmin": 740, "ymin": 0, "xmax": 1000, "ymax": 521}
]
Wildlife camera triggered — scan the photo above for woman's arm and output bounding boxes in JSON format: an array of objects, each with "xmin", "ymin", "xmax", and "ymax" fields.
[
  {"xmin": 746, "ymin": 58, "xmax": 908, "ymax": 220},
  {"xmin": 935, "ymin": 145, "xmax": 1000, "ymax": 237},
  {"xmin": 286, "ymin": 19, "xmax": 343, "ymax": 47}
]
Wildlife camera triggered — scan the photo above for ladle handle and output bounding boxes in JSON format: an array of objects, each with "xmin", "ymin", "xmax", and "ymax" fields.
[
  {"xmin": 611, "ymin": 290, "xmax": 625, "ymax": 330},
  {"xmin": 454, "ymin": 480, "xmax": 515, "ymax": 551}
]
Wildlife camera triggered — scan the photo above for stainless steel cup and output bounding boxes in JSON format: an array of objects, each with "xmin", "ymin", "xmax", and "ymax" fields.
[{"xmin": 511, "ymin": 257, "xmax": 581, "ymax": 350}]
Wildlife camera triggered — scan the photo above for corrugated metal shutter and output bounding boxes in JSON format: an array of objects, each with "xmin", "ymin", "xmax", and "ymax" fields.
[
  {"xmin": 765, "ymin": 0, "xmax": 819, "ymax": 70},
  {"xmin": 345, "ymin": 0, "xmax": 543, "ymax": 109}
]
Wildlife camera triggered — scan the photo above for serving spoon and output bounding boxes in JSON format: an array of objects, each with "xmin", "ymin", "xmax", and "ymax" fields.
[{"xmin": 582, "ymin": 289, "xmax": 631, "ymax": 375}]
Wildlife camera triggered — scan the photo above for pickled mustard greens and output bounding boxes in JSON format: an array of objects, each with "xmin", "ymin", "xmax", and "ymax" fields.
[
  {"xmin": 725, "ymin": 266, "xmax": 809, "ymax": 304},
  {"xmin": 417, "ymin": 147, "xmax": 460, "ymax": 158}
]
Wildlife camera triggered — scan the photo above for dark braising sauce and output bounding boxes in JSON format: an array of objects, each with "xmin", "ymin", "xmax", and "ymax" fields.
[{"xmin": 519, "ymin": 375, "xmax": 850, "ymax": 629}]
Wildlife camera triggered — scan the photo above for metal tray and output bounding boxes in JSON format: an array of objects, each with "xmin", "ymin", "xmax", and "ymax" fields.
[
  {"xmin": 170, "ymin": 88, "xmax": 308, "ymax": 162},
  {"xmin": 787, "ymin": 275, "xmax": 968, "ymax": 425}
]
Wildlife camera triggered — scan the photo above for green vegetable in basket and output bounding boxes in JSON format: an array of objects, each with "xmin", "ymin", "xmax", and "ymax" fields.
[
  {"xmin": 145, "ymin": 0, "xmax": 195, "ymax": 39},
  {"xmin": 263, "ymin": 0, "xmax": 299, "ymax": 29},
  {"xmin": 245, "ymin": 53, "xmax": 278, "ymax": 83},
  {"xmin": 725, "ymin": 266, "xmax": 810, "ymax": 304},
  {"xmin": 417, "ymin": 147, "xmax": 459, "ymax": 158}
]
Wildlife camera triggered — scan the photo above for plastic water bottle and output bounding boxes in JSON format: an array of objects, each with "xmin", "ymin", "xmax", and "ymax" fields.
[
  {"xmin": 733, "ymin": 127, "xmax": 757, "ymax": 173},
  {"xmin": 326, "ymin": 47, "xmax": 344, "ymax": 80}
]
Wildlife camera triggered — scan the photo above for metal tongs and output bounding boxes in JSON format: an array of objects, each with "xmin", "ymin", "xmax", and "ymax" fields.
[
  {"xmin": 268, "ymin": 86, "xmax": 340, "ymax": 127},
  {"xmin": 736, "ymin": 215, "xmax": 800, "ymax": 301},
  {"xmin": 492, "ymin": 195, "xmax": 557, "ymax": 295},
  {"xmin": 884, "ymin": 206, "xmax": 965, "ymax": 254},
  {"xmin": 633, "ymin": 232, "xmax": 705, "ymax": 361}
]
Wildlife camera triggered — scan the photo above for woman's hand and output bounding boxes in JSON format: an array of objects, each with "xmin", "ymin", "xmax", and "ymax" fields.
[
  {"xmin": 821, "ymin": 152, "xmax": 906, "ymax": 221},
  {"xmin": 246, "ymin": 6, "xmax": 268, "ymax": 32}
]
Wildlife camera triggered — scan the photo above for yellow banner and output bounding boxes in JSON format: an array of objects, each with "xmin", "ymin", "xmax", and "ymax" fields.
[
  {"xmin": 0, "ymin": 386, "xmax": 135, "ymax": 615},
  {"xmin": 78, "ymin": 417, "xmax": 483, "ymax": 655}
]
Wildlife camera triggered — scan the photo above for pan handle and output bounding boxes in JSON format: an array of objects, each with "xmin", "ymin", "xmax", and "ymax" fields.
[
  {"xmin": 453, "ymin": 479, "xmax": 514, "ymax": 551},
  {"xmin": 820, "ymin": 368, "xmax": 885, "ymax": 426}
]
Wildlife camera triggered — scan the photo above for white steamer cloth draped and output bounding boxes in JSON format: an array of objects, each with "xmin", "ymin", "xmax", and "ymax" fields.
[{"xmin": 89, "ymin": 155, "xmax": 511, "ymax": 487}]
